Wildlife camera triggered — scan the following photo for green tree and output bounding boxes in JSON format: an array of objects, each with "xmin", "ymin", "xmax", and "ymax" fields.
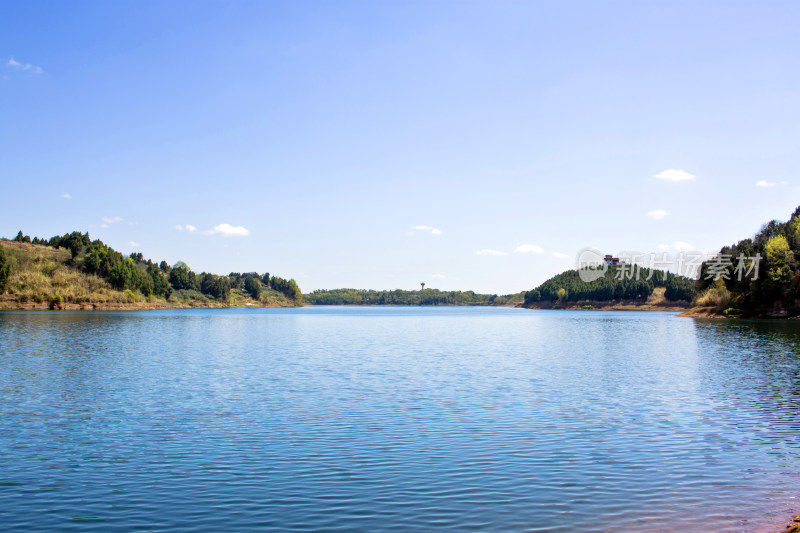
[
  {"xmin": 200, "ymin": 273, "xmax": 231, "ymax": 301},
  {"xmin": 107, "ymin": 255, "xmax": 134, "ymax": 290},
  {"xmin": 64, "ymin": 231, "xmax": 86, "ymax": 259},
  {"xmin": 214, "ymin": 277, "xmax": 231, "ymax": 301},
  {"xmin": 287, "ymin": 279, "xmax": 302, "ymax": 301},
  {"xmin": 764, "ymin": 235, "xmax": 795, "ymax": 299},
  {"xmin": 244, "ymin": 275, "xmax": 261, "ymax": 300},
  {"xmin": 148, "ymin": 265, "xmax": 172, "ymax": 298},
  {"xmin": 84, "ymin": 243, "xmax": 109, "ymax": 274},
  {"xmin": 169, "ymin": 261, "xmax": 196, "ymax": 290}
]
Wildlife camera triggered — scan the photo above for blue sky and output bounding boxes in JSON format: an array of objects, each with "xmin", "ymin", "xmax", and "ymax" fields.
[{"xmin": 2, "ymin": 1, "xmax": 799, "ymax": 294}]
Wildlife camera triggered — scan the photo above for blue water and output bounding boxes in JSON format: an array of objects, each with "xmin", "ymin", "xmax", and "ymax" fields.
[{"xmin": 2, "ymin": 307, "xmax": 800, "ymax": 531}]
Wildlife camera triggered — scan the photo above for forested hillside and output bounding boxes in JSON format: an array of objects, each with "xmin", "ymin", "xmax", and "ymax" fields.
[
  {"xmin": 305, "ymin": 288, "xmax": 523, "ymax": 306},
  {"xmin": 692, "ymin": 205, "xmax": 800, "ymax": 317},
  {"xmin": 524, "ymin": 266, "xmax": 694, "ymax": 307},
  {"xmin": 0, "ymin": 230, "xmax": 302, "ymax": 309}
]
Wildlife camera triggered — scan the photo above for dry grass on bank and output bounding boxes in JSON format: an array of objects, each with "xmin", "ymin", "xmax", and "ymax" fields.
[
  {"xmin": 692, "ymin": 279, "xmax": 732, "ymax": 310},
  {"xmin": 0, "ymin": 240, "xmax": 300, "ymax": 310},
  {"xmin": 0, "ymin": 241, "xmax": 133, "ymax": 305}
]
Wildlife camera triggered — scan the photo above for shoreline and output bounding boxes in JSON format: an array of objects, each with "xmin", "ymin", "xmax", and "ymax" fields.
[
  {"xmin": 522, "ymin": 302, "xmax": 688, "ymax": 312},
  {"xmin": 780, "ymin": 515, "xmax": 800, "ymax": 533},
  {"xmin": 678, "ymin": 306, "xmax": 800, "ymax": 320},
  {"xmin": 0, "ymin": 300, "xmax": 302, "ymax": 311}
]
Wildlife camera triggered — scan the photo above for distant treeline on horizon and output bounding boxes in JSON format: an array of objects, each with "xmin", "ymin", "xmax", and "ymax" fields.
[{"xmin": 304, "ymin": 288, "xmax": 523, "ymax": 306}]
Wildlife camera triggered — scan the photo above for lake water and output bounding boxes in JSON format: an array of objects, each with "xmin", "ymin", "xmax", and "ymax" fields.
[{"xmin": 2, "ymin": 307, "xmax": 800, "ymax": 532}]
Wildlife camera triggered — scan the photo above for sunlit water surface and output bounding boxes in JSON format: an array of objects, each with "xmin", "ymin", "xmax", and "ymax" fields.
[{"xmin": 2, "ymin": 307, "xmax": 800, "ymax": 531}]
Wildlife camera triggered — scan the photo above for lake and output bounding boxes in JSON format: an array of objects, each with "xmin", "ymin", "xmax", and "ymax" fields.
[{"xmin": 2, "ymin": 307, "xmax": 800, "ymax": 531}]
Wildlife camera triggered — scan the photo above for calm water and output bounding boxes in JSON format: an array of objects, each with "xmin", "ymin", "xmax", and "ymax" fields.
[{"xmin": 2, "ymin": 307, "xmax": 800, "ymax": 532}]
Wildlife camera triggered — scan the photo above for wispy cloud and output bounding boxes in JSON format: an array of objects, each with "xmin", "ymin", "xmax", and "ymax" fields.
[
  {"xmin": 515, "ymin": 244, "xmax": 543, "ymax": 254},
  {"xmin": 102, "ymin": 216, "xmax": 123, "ymax": 224},
  {"xmin": 756, "ymin": 180, "xmax": 776, "ymax": 187},
  {"xmin": 476, "ymin": 249, "xmax": 508, "ymax": 256},
  {"xmin": 127, "ymin": 241, "xmax": 139, "ymax": 248},
  {"xmin": 411, "ymin": 225, "xmax": 442, "ymax": 236},
  {"xmin": 432, "ymin": 273, "xmax": 447, "ymax": 280},
  {"xmin": 553, "ymin": 251, "xmax": 570, "ymax": 259},
  {"xmin": 60, "ymin": 193, "xmax": 71, "ymax": 199},
  {"xmin": 6, "ymin": 58, "xmax": 43, "ymax": 74},
  {"xmin": 175, "ymin": 224, "xmax": 198, "ymax": 233},
  {"xmin": 647, "ymin": 209, "xmax": 669, "ymax": 220},
  {"xmin": 658, "ymin": 241, "xmax": 693, "ymax": 251},
  {"xmin": 654, "ymin": 169, "xmax": 695, "ymax": 182}
]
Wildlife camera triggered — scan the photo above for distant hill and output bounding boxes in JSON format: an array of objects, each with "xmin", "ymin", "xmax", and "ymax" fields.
[
  {"xmin": 523, "ymin": 265, "xmax": 694, "ymax": 310},
  {"xmin": 0, "ymin": 231, "xmax": 302, "ymax": 310},
  {"xmin": 304, "ymin": 288, "xmax": 523, "ymax": 306}
]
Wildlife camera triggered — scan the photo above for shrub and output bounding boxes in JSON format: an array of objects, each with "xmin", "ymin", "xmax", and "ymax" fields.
[{"xmin": 693, "ymin": 278, "xmax": 731, "ymax": 309}]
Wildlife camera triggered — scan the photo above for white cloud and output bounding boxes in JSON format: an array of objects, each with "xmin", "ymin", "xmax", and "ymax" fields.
[
  {"xmin": 203, "ymin": 223, "xmax": 249, "ymax": 237},
  {"xmin": 515, "ymin": 244, "xmax": 544, "ymax": 254},
  {"xmin": 411, "ymin": 225, "xmax": 442, "ymax": 236},
  {"xmin": 6, "ymin": 58, "xmax": 42, "ymax": 73},
  {"xmin": 127, "ymin": 241, "xmax": 139, "ymax": 247},
  {"xmin": 60, "ymin": 193, "xmax": 71, "ymax": 199},
  {"xmin": 432, "ymin": 273, "xmax": 446, "ymax": 280},
  {"xmin": 654, "ymin": 169, "xmax": 695, "ymax": 182},
  {"xmin": 647, "ymin": 209, "xmax": 669, "ymax": 220},
  {"xmin": 476, "ymin": 249, "xmax": 508, "ymax": 256},
  {"xmin": 553, "ymin": 251, "xmax": 570, "ymax": 259},
  {"xmin": 102, "ymin": 216, "xmax": 123, "ymax": 224},
  {"xmin": 756, "ymin": 180, "xmax": 776, "ymax": 187},
  {"xmin": 658, "ymin": 241, "xmax": 693, "ymax": 251}
]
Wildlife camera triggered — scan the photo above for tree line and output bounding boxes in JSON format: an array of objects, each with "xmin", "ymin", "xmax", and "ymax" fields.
[
  {"xmin": 524, "ymin": 266, "xmax": 694, "ymax": 305},
  {"xmin": 4, "ymin": 230, "xmax": 302, "ymax": 303},
  {"xmin": 305, "ymin": 288, "xmax": 522, "ymax": 306}
]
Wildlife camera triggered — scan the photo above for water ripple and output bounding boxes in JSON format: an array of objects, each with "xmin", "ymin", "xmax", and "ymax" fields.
[{"xmin": 2, "ymin": 308, "xmax": 800, "ymax": 531}]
